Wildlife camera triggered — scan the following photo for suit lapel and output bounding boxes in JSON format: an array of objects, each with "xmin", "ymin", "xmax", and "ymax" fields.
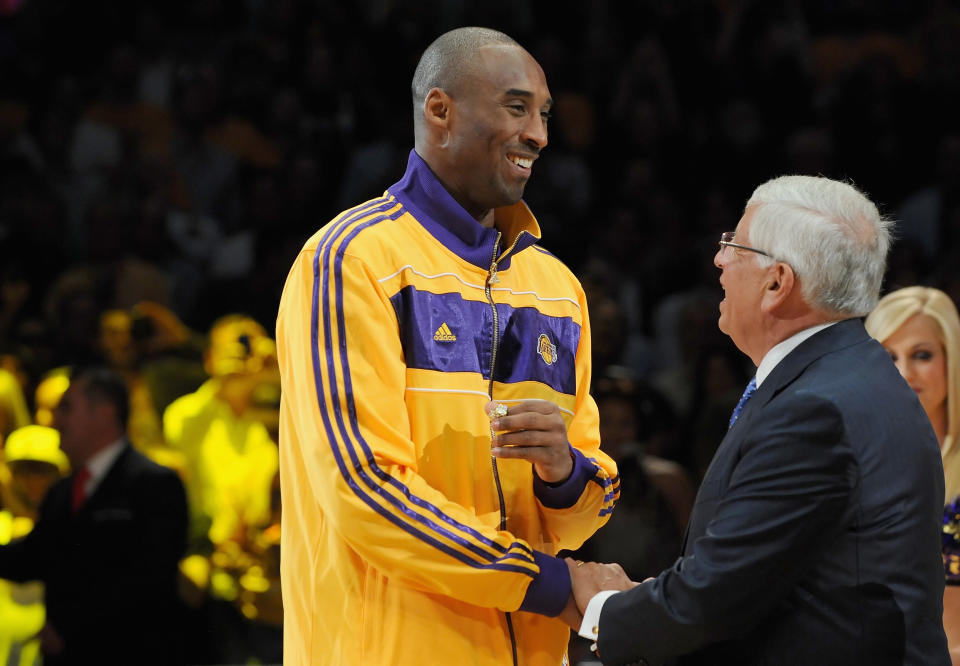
[
  {"xmin": 81, "ymin": 443, "xmax": 133, "ymax": 513},
  {"xmin": 43, "ymin": 477, "xmax": 73, "ymax": 521},
  {"xmin": 680, "ymin": 319, "xmax": 870, "ymax": 554},
  {"xmin": 751, "ymin": 318, "xmax": 869, "ymax": 414}
]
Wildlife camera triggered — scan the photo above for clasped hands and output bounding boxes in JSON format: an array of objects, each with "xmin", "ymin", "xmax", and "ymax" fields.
[
  {"xmin": 558, "ymin": 558, "xmax": 639, "ymax": 630},
  {"xmin": 483, "ymin": 401, "xmax": 638, "ymax": 628}
]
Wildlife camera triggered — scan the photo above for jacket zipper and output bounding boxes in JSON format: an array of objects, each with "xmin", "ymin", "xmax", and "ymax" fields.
[
  {"xmin": 485, "ymin": 230, "xmax": 518, "ymax": 666},
  {"xmin": 486, "ymin": 230, "xmax": 506, "ymax": 527}
]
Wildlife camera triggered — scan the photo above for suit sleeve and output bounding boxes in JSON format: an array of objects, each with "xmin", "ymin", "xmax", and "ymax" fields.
[
  {"xmin": 597, "ymin": 393, "xmax": 855, "ymax": 665},
  {"xmin": 133, "ymin": 467, "xmax": 189, "ymax": 579},
  {"xmin": 532, "ymin": 289, "xmax": 619, "ymax": 551},
  {"xmin": 276, "ymin": 247, "xmax": 569, "ymax": 616}
]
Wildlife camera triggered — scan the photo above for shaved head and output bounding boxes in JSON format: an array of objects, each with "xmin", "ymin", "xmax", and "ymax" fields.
[
  {"xmin": 411, "ymin": 26, "xmax": 550, "ymax": 223},
  {"xmin": 411, "ymin": 27, "xmax": 519, "ymax": 109}
]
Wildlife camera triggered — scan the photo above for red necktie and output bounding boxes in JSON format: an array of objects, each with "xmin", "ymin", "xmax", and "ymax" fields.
[{"xmin": 71, "ymin": 467, "xmax": 91, "ymax": 513}]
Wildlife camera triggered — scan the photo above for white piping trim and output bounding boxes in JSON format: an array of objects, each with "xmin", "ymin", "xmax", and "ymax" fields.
[
  {"xmin": 378, "ymin": 265, "xmax": 581, "ymax": 310},
  {"xmin": 404, "ymin": 388, "xmax": 575, "ymax": 417},
  {"xmin": 405, "ymin": 387, "xmax": 491, "ymax": 399}
]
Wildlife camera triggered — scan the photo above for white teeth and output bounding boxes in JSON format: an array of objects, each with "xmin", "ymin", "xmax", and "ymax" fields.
[{"xmin": 509, "ymin": 155, "xmax": 533, "ymax": 168}]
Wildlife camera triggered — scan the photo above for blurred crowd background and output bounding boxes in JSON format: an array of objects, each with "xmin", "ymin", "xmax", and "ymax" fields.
[{"xmin": 1, "ymin": 0, "xmax": 959, "ymax": 663}]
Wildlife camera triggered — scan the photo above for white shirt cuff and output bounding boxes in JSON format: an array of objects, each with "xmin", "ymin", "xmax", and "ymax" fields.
[{"xmin": 577, "ymin": 589, "xmax": 619, "ymax": 645}]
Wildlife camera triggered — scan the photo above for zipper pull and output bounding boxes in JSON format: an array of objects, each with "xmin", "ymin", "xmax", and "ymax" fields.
[{"xmin": 488, "ymin": 231, "xmax": 502, "ymax": 285}]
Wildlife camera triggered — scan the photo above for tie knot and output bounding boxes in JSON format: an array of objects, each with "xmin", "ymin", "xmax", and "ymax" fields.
[
  {"xmin": 729, "ymin": 377, "xmax": 758, "ymax": 428},
  {"xmin": 71, "ymin": 466, "xmax": 92, "ymax": 513}
]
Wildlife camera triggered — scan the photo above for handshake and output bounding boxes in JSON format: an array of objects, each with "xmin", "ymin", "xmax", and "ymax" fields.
[{"xmin": 558, "ymin": 557, "xmax": 642, "ymax": 630}]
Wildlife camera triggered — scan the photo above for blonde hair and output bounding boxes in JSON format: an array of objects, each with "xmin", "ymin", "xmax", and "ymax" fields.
[{"xmin": 865, "ymin": 286, "xmax": 960, "ymax": 501}]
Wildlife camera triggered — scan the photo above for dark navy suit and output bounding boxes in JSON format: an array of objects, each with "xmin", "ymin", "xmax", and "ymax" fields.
[
  {"xmin": 0, "ymin": 444, "xmax": 187, "ymax": 665},
  {"xmin": 598, "ymin": 319, "xmax": 949, "ymax": 665}
]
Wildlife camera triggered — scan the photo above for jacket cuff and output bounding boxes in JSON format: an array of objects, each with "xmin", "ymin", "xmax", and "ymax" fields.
[
  {"xmin": 518, "ymin": 551, "xmax": 570, "ymax": 616},
  {"xmin": 533, "ymin": 445, "xmax": 595, "ymax": 509}
]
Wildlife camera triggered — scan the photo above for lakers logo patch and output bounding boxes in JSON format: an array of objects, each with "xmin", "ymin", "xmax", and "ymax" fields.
[
  {"xmin": 433, "ymin": 323, "xmax": 457, "ymax": 342},
  {"xmin": 537, "ymin": 333, "xmax": 557, "ymax": 365}
]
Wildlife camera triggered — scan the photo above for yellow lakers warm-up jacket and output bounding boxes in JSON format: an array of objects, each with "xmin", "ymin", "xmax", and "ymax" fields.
[{"xmin": 277, "ymin": 150, "xmax": 619, "ymax": 665}]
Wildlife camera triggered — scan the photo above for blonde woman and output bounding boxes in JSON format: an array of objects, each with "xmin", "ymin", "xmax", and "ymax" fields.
[{"xmin": 866, "ymin": 286, "xmax": 960, "ymax": 662}]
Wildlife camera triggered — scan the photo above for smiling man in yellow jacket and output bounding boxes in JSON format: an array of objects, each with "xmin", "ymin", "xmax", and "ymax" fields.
[{"xmin": 277, "ymin": 27, "xmax": 619, "ymax": 665}]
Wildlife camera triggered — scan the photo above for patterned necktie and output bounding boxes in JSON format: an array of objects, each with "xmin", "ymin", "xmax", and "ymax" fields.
[
  {"xmin": 728, "ymin": 376, "xmax": 758, "ymax": 428},
  {"xmin": 71, "ymin": 466, "xmax": 91, "ymax": 514}
]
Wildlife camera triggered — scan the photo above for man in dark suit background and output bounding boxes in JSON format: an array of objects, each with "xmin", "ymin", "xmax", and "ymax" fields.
[
  {"xmin": 0, "ymin": 367, "xmax": 188, "ymax": 665},
  {"xmin": 569, "ymin": 176, "xmax": 950, "ymax": 665}
]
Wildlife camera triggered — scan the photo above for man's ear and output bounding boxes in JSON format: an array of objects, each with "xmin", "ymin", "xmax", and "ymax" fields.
[
  {"xmin": 423, "ymin": 88, "xmax": 452, "ymax": 133},
  {"xmin": 760, "ymin": 262, "xmax": 796, "ymax": 314}
]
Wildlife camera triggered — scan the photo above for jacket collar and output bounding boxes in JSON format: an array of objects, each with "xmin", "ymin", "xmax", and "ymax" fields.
[
  {"xmin": 387, "ymin": 150, "xmax": 542, "ymax": 271},
  {"xmin": 754, "ymin": 317, "xmax": 869, "ymax": 408},
  {"xmin": 67, "ymin": 441, "xmax": 132, "ymax": 514}
]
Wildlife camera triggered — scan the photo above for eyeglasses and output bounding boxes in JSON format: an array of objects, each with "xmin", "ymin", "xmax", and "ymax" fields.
[{"xmin": 718, "ymin": 231, "xmax": 772, "ymax": 259}]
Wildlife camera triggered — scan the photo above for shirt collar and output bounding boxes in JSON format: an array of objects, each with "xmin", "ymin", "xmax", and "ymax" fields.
[
  {"xmin": 84, "ymin": 437, "xmax": 126, "ymax": 493},
  {"xmin": 755, "ymin": 321, "xmax": 837, "ymax": 387},
  {"xmin": 387, "ymin": 150, "xmax": 542, "ymax": 270}
]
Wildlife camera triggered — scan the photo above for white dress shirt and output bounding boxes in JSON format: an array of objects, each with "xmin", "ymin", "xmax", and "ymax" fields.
[{"xmin": 78, "ymin": 437, "xmax": 126, "ymax": 500}]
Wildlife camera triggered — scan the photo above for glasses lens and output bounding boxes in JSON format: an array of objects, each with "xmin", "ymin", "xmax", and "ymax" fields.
[{"xmin": 719, "ymin": 232, "xmax": 734, "ymax": 254}]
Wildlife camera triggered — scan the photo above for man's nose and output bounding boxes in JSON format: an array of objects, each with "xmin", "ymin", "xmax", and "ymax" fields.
[
  {"xmin": 714, "ymin": 247, "xmax": 726, "ymax": 268},
  {"xmin": 520, "ymin": 113, "xmax": 548, "ymax": 150}
]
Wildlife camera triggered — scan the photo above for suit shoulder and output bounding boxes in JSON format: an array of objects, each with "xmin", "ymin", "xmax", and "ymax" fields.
[
  {"xmin": 801, "ymin": 339, "xmax": 905, "ymax": 403},
  {"xmin": 124, "ymin": 447, "xmax": 185, "ymax": 485},
  {"xmin": 39, "ymin": 476, "xmax": 71, "ymax": 516}
]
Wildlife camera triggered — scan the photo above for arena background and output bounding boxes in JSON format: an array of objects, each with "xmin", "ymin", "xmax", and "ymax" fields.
[{"xmin": 0, "ymin": 1, "xmax": 958, "ymax": 664}]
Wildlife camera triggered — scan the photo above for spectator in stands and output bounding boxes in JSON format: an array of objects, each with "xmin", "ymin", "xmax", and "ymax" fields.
[
  {"xmin": 0, "ymin": 425, "xmax": 68, "ymax": 666},
  {"xmin": 0, "ymin": 368, "xmax": 30, "ymax": 445},
  {"xmin": 163, "ymin": 315, "xmax": 279, "ymax": 551},
  {"xmin": 866, "ymin": 286, "xmax": 960, "ymax": 664},
  {"xmin": 0, "ymin": 367, "xmax": 188, "ymax": 665}
]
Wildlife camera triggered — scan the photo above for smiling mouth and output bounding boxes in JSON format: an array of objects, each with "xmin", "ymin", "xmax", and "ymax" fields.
[{"xmin": 507, "ymin": 154, "xmax": 534, "ymax": 169}]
